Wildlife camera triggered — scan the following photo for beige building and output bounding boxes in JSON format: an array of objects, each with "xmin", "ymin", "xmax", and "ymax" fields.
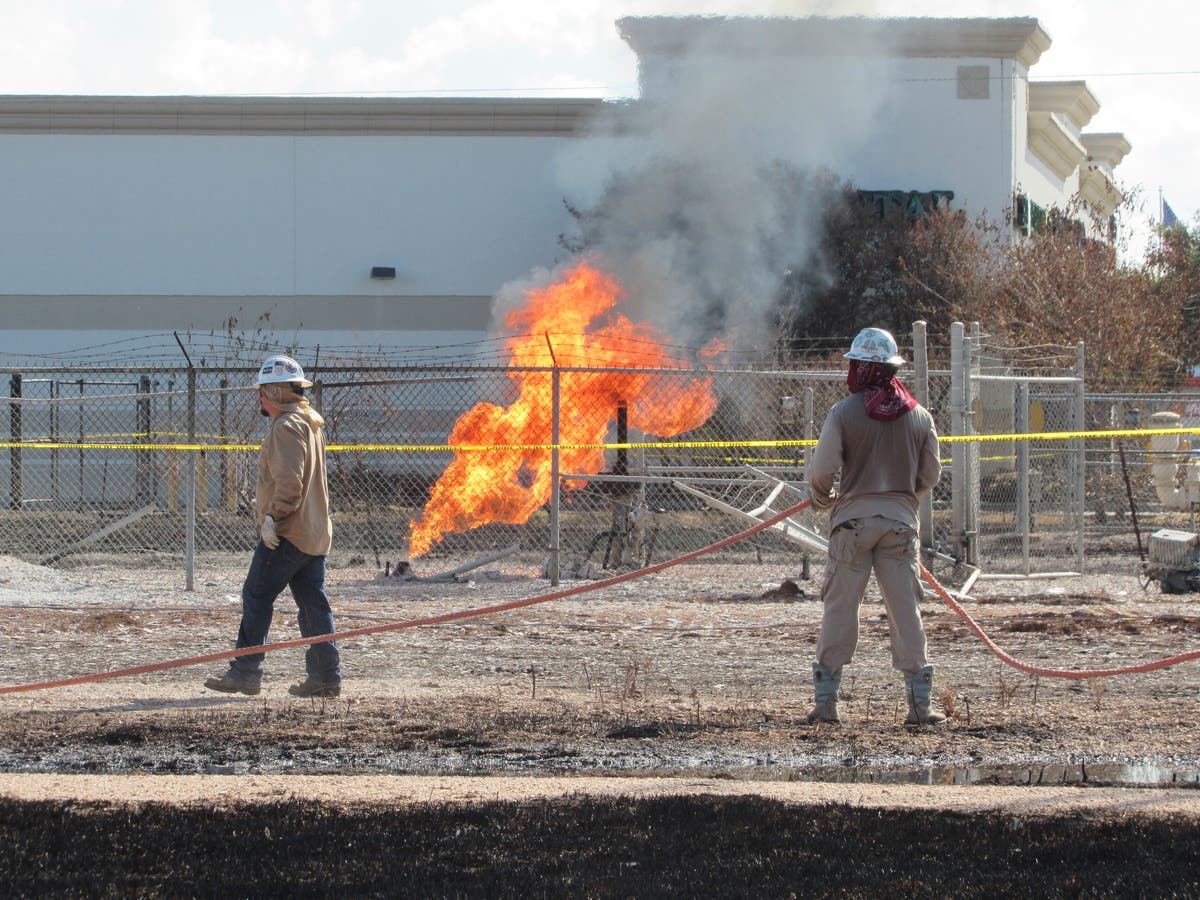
[
  {"xmin": 620, "ymin": 16, "xmax": 1130, "ymax": 241},
  {"xmin": 0, "ymin": 16, "xmax": 1130, "ymax": 360}
]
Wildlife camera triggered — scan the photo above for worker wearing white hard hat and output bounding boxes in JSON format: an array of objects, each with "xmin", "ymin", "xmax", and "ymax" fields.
[
  {"xmin": 843, "ymin": 326, "xmax": 906, "ymax": 366},
  {"xmin": 806, "ymin": 327, "xmax": 944, "ymax": 726},
  {"xmin": 205, "ymin": 353, "xmax": 341, "ymax": 699},
  {"xmin": 256, "ymin": 354, "xmax": 314, "ymax": 388}
]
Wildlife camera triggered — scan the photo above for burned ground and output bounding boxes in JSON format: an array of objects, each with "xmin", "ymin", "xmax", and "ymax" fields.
[
  {"xmin": 3, "ymin": 795, "xmax": 1199, "ymax": 898},
  {"xmin": 0, "ymin": 555, "xmax": 1198, "ymax": 894}
]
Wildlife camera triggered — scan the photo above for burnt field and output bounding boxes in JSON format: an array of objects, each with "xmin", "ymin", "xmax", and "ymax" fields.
[
  {"xmin": 1, "ymin": 554, "xmax": 1199, "ymax": 895},
  {"xmin": 2, "ymin": 794, "xmax": 1199, "ymax": 898}
]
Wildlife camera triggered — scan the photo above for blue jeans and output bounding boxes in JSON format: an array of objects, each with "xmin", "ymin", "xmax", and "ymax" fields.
[{"xmin": 229, "ymin": 538, "xmax": 341, "ymax": 685}]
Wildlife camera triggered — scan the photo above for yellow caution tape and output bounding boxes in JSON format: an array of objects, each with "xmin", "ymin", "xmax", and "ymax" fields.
[
  {"xmin": 0, "ymin": 441, "xmax": 260, "ymax": 451},
  {"xmin": 18, "ymin": 431, "xmax": 238, "ymax": 444},
  {"xmin": 0, "ymin": 426, "xmax": 1196, "ymax": 454}
]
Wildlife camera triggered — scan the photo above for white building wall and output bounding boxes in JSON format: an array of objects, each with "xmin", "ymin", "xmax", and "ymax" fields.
[
  {"xmin": 635, "ymin": 51, "xmax": 1025, "ymax": 226},
  {"xmin": 0, "ymin": 18, "xmax": 1132, "ymax": 359},
  {"xmin": 294, "ymin": 137, "xmax": 571, "ymax": 297},
  {"xmin": 3, "ymin": 134, "xmax": 294, "ymax": 296},
  {"xmin": 1021, "ymin": 142, "xmax": 1081, "ymax": 214},
  {"xmin": 837, "ymin": 57, "xmax": 1016, "ymax": 224},
  {"xmin": 0, "ymin": 133, "xmax": 574, "ymax": 299},
  {"xmin": 0, "ymin": 97, "xmax": 597, "ymax": 360},
  {"xmin": 622, "ymin": 16, "xmax": 1126, "ymax": 242}
]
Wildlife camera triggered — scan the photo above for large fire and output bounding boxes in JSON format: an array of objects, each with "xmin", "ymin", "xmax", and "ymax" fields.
[{"xmin": 407, "ymin": 260, "xmax": 721, "ymax": 557}]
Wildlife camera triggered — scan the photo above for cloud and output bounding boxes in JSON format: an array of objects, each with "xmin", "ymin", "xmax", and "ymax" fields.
[{"xmin": 0, "ymin": 0, "xmax": 1192, "ymax": 227}]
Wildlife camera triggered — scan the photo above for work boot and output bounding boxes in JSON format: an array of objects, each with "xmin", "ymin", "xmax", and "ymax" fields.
[
  {"xmin": 805, "ymin": 662, "xmax": 841, "ymax": 724},
  {"xmin": 288, "ymin": 678, "xmax": 341, "ymax": 698},
  {"xmin": 203, "ymin": 670, "xmax": 261, "ymax": 696},
  {"xmin": 904, "ymin": 665, "xmax": 947, "ymax": 726}
]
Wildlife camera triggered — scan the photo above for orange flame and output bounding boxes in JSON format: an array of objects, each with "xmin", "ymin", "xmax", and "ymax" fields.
[{"xmin": 408, "ymin": 260, "xmax": 719, "ymax": 557}]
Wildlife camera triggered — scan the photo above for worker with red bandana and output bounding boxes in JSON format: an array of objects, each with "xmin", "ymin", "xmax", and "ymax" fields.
[{"xmin": 806, "ymin": 327, "xmax": 945, "ymax": 726}]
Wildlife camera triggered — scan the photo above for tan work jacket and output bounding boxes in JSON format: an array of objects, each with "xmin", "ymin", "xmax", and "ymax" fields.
[{"xmin": 256, "ymin": 410, "xmax": 332, "ymax": 556}]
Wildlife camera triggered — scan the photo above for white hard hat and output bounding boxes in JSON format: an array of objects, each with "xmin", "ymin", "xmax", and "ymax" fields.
[
  {"xmin": 255, "ymin": 354, "xmax": 312, "ymax": 388},
  {"xmin": 844, "ymin": 327, "xmax": 905, "ymax": 365}
]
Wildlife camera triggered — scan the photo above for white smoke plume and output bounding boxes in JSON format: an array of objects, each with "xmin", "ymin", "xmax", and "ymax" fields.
[{"xmin": 534, "ymin": 12, "xmax": 901, "ymax": 351}]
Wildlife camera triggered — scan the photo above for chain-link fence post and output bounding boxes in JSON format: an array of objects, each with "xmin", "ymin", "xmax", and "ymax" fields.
[
  {"xmin": 75, "ymin": 379, "xmax": 84, "ymax": 512},
  {"xmin": 166, "ymin": 378, "xmax": 178, "ymax": 513},
  {"xmin": 50, "ymin": 378, "xmax": 60, "ymax": 506},
  {"xmin": 1016, "ymin": 380, "xmax": 1031, "ymax": 575},
  {"xmin": 136, "ymin": 375, "xmax": 151, "ymax": 504},
  {"xmin": 8, "ymin": 373, "xmax": 21, "ymax": 510},
  {"xmin": 548, "ymin": 365, "xmax": 561, "ymax": 585},
  {"xmin": 967, "ymin": 322, "xmax": 982, "ymax": 567},
  {"xmin": 912, "ymin": 320, "xmax": 933, "ymax": 548},
  {"xmin": 950, "ymin": 322, "xmax": 966, "ymax": 562},
  {"xmin": 804, "ymin": 387, "xmax": 815, "ymax": 476},
  {"xmin": 219, "ymin": 377, "xmax": 231, "ymax": 512},
  {"xmin": 1074, "ymin": 341, "xmax": 1087, "ymax": 571},
  {"xmin": 185, "ymin": 366, "xmax": 197, "ymax": 591}
]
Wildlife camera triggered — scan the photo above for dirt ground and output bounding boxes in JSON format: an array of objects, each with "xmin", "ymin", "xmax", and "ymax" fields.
[{"xmin": 1, "ymin": 551, "xmax": 1199, "ymax": 894}]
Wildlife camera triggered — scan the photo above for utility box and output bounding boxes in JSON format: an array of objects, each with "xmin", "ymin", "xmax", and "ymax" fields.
[{"xmin": 1146, "ymin": 528, "xmax": 1200, "ymax": 594}]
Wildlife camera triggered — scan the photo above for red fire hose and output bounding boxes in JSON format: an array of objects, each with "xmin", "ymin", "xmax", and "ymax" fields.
[
  {"xmin": 921, "ymin": 562, "xmax": 1200, "ymax": 678},
  {"xmin": 1, "ymin": 499, "xmax": 1198, "ymax": 696}
]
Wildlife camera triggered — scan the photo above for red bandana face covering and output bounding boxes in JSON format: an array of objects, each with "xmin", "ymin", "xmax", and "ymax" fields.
[{"xmin": 847, "ymin": 360, "xmax": 918, "ymax": 421}]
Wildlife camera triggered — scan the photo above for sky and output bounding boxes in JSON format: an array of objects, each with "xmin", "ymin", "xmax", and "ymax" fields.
[{"xmin": 0, "ymin": 0, "xmax": 1195, "ymax": 255}]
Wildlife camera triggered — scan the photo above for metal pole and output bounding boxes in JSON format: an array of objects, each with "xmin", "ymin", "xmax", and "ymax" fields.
[
  {"xmin": 219, "ymin": 377, "xmax": 231, "ymax": 510},
  {"xmin": 803, "ymin": 384, "xmax": 818, "ymax": 577},
  {"xmin": 1016, "ymin": 381, "xmax": 1031, "ymax": 575},
  {"xmin": 166, "ymin": 378, "xmax": 178, "ymax": 512},
  {"xmin": 136, "ymin": 375, "xmax": 151, "ymax": 504},
  {"xmin": 912, "ymin": 320, "xmax": 930, "ymax": 405},
  {"xmin": 548, "ymin": 367, "xmax": 561, "ymax": 586},
  {"xmin": 185, "ymin": 368, "xmax": 196, "ymax": 591},
  {"xmin": 51, "ymin": 379, "xmax": 60, "ymax": 506},
  {"xmin": 950, "ymin": 323, "xmax": 965, "ymax": 561},
  {"xmin": 1075, "ymin": 341, "xmax": 1087, "ymax": 572},
  {"xmin": 9, "ymin": 374, "xmax": 21, "ymax": 510},
  {"xmin": 1109, "ymin": 402, "xmax": 1119, "ymax": 476},
  {"xmin": 804, "ymin": 387, "xmax": 815, "ymax": 478},
  {"xmin": 912, "ymin": 320, "xmax": 933, "ymax": 549},
  {"xmin": 966, "ymin": 322, "xmax": 981, "ymax": 567},
  {"xmin": 77, "ymin": 379, "xmax": 84, "ymax": 512}
]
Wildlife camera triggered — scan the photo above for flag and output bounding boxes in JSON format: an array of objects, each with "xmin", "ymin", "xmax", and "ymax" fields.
[{"xmin": 1162, "ymin": 196, "xmax": 1180, "ymax": 227}]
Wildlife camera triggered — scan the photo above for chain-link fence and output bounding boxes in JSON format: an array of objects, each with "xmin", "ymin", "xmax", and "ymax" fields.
[
  {"xmin": 1082, "ymin": 391, "xmax": 1200, "ymax": 557},
  {"xmin": 0, "ymin": 364, "xmax": 853, "ymax": 580},
  {"xmin": 2, "ymin": 323, "xmax": 1190, "ymax": 591},
  {"xmin": 906, "ymin": 325, "xmax": 1088, "ymax": 576}
]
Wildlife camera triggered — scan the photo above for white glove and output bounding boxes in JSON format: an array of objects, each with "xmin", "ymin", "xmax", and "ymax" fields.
[
  {"xmin": 809, "ymin": 487, "xmax": 837, "ymax": 510},
  {"xmin": 260, "ymin": 515, "xmax": 280, "ymax": 549}
]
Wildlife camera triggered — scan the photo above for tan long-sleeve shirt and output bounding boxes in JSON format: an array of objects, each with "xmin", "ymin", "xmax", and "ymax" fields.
[
  {"xmin": 256, "ymin": 410, "xmax": 332, "ymax": 556},
  {"xmin": 808, "ymin": 395, "xmax": 941, "ymax": 531}
]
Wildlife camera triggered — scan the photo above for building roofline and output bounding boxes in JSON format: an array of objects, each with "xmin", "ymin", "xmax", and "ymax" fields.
[
  {"xmin": 618, "ymin": 15, "xmax": 1052, "ymax": 69},
  {"xmin": 1082, "ymin": 132, "xmax": 1133, "ymax": 169},
  {"xmin": 1029, "ymin": 81, "xmax": 1102, "ymax": 132},
  {"xmin": 0, "ymin": 95, "xmax": 606, "ymax": 136}
]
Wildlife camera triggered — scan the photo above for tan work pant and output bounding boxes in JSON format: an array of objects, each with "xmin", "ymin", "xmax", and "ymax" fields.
[{"xmin": 815, "ymin": 515, "xmax": 929, "ymax": 675}]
